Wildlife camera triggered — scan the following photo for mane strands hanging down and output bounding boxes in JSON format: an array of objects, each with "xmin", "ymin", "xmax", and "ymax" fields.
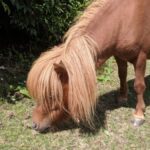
[
  {"xmin": 27, "ymin": 0, "xmax": 107, "ymax": 127},
  {"xmin": 27, "ymin": 46, "xmax": 65, "ymax": 112}
]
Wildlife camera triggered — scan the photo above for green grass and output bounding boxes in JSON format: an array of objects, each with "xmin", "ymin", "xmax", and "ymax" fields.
[{"xmin": 0, "ymin": 58, "xmax": 150, "ymax": 150}]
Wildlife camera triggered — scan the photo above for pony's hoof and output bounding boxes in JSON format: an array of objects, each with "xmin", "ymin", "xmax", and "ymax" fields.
[{"xmin": 131, "ymin": 117, "xmax": 145, "ymax": 127}]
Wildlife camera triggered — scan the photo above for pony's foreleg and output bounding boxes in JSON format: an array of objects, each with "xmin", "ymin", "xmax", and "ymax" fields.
[
  {"xmin": 132, "ymin": 51, "xmax": 146, "ymax": 127},
  {"xmin": 115, "ymin": 57, "xmax": 128, "ymax": 104}
]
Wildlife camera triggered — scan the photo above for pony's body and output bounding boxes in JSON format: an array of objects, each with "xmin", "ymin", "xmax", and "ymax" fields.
[
  {"xmin": 87, "ymin": 0, "xmax": 150, "ymax": 62},
  {"xmin": 27, "ymin": 0, "xmax": 150, "ymax": 132}
]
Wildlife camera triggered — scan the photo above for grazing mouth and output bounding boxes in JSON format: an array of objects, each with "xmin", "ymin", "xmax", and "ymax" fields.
[{"xmin": 32, "ymin": 122, "xmax": 51, "ymax": 133}]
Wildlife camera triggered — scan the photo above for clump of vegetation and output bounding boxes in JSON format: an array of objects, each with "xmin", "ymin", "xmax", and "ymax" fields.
[
  {"xmin": 97, "ymin": 58, "xmax": 114, "ymax": 83},
  {"xmin": 0, "ymin": 50, "xmax": 32, "ymax": 102},
  {"xmin": 0, "ymin": 0, "xmax": 89, "ymax": 49}
]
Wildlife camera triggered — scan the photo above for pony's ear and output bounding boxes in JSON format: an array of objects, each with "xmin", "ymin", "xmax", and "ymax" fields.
[{"xmin": 54, "ymin": 61, "xmax": 68, "ymax": 83}]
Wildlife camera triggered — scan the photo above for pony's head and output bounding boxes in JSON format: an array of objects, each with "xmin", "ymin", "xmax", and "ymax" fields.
[
  {"xmin": 27, "ymin": 46, "xmax": 70, "ymax": 132},
  {"xmin": 33, "ymin": 64, "xmax": 69, "ymax": 132}
]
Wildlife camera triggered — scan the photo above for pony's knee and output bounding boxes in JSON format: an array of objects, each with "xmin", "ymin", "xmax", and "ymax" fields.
[{"xmin": 134, "ymin": 81, "xmax": 146, "ymax": 94}]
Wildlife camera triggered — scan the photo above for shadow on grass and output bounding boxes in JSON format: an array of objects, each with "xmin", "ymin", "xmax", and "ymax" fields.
[{"xmin": 57, "ymin": 75, "xmax": 150, "ymax": 134}]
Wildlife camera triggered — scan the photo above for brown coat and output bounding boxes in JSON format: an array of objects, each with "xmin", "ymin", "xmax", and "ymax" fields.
[{"xmin": 87, "ymin": 0, "xmax": 150, "ymax": 62}]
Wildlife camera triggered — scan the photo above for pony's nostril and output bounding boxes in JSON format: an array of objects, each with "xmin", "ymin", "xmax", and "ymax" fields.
[{"xmin": 32, "ymin": 122, "xmax": 37, "ymax": 129}]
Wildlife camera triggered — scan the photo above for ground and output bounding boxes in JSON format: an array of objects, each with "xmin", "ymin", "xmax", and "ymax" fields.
[{"xmin": 0, "ymin": 57, "xmax": 150, "ymax": 150}]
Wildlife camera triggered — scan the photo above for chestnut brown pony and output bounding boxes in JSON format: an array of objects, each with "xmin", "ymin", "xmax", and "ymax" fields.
[{"xmin": 27, "ymin": 0, "xmax": 150, "ymax": 132}]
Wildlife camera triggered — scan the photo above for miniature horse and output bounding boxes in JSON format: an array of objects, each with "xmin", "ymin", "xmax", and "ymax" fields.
[{"xmin": 27, "ymin": 0, "xmax": 150, "ymax": 132}]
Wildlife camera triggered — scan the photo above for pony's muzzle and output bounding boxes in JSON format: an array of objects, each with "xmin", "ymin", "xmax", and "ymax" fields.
[{"xmin": 32, "ymin": 122, "xmax": 50, "ymax": 133}]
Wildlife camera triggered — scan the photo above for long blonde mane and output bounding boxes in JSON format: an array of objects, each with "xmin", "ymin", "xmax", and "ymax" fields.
[{"xmin": 27, "ymin": 0, "xmax": 107, "ymax": 126}]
